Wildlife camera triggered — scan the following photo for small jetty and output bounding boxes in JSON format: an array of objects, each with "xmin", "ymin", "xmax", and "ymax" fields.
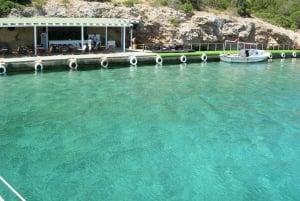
[
  {"xmin": 0, "ymin": 49, "xmax": 299, "ymax": 75},
  {"xmin": 0, "ymin": 51, "xmax": 159, "ymax": 74}
]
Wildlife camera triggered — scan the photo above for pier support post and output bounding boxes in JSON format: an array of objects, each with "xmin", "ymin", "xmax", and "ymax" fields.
[
  {"xmin": 45, "ymin": 27, "xmax": 49, "ymax": 50},
  {"xmin": 123, "ymin": 25, "xmax": 126, "ymax": 52},
  {"xmin": 34, "ymin": 25, "xmax": 37, "ymax": 56},
  {"xmin": 130, "ymin": 26, "xmax": 133, "ymax": 48},
  {"xmin": 81, "ymin": 25, "xmax": 84, "ymax": 49},
  {"xmin": 105, "ymin": 26, "xmax": 108, "ymax": 49}
]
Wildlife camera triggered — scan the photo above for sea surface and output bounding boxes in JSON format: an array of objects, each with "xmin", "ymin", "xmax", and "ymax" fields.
[{"xmin": 0, "ymin": 59, "xmax": 300, "ymax": 201}]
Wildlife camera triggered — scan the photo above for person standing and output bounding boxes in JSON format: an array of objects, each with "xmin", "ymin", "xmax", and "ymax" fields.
[
  {"xmin": 88, "ymin": 37, "xmax": 93, "ymax": 53},
  {"xmin": 131, "ymin": 37, "xmax": 136, "ymax": 49},
  {"xmin": 92, "ymin": 33, "xmax": 98, "ymax": 46}
]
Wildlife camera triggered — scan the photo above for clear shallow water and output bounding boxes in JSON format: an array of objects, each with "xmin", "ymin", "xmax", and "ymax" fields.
[{"xmin": 0, "ymin": 59, "xmax": 300, "ymax": 201}]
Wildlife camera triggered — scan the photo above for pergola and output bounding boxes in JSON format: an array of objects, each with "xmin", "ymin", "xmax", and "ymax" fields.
[{"xmin": 0, "ymin": 17, "xmax": 139, "ymax": 55}]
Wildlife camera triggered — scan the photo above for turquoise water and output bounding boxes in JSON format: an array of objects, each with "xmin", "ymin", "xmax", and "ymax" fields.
[{"xmin": 0, "ymin": 59, "xmax": 300, "ymax": 201}]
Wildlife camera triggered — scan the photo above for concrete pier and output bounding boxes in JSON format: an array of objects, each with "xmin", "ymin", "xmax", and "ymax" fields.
[
  {"xmin": 0, "ymin": 50, "xmax": 298, "ymax": 75},
  {"xmin": 0, "ymin": 51, "xmax": 159, "ymax": 73}
]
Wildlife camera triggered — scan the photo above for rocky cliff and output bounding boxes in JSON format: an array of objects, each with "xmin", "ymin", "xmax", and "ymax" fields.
[{"xmin": 8, "ymin": 0, "xmax": 300, "ymax": 48}]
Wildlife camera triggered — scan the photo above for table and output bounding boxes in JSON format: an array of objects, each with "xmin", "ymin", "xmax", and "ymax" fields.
[{"xmin": 0, "ymin": 48, "xmax": 8, "ymax": 56}]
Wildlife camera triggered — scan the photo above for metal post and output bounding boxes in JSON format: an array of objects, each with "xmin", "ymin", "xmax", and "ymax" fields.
[
  {"xmin": 105, "ymin": 26, "xmax": 108, "ymax": 48},
  {"xmin": 45, "ymin": 26, "xmax": 49, "ymax": 50},
  {"xmin": 81, "ymin": 25, "xmax": 84, "ymax": 48},
  {"xmin": 34, "ymin": 25, "xmax": 37, "ymax": 55},
  {"xmin": 120, "ymin": 27, "xmax": 123, "ymax": 50},
  {"xmin": 130, "ymin": 26, "xmax": 133, "ymax": 48},
  {"xmin": 123, "ymin": 25, "xmax": 126, "ymax": 52}
]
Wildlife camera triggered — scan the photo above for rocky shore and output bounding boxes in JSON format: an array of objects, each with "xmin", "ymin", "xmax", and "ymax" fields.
[{"xmin": 8, "ymin": 0, "xmax": 300, "ymax": 47}]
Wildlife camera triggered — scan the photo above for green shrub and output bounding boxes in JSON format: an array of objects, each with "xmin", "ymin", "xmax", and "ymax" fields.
[
  {"xmin": 236, "ymin": 0, "xmax": 251, "ymax": 17},
  {"xmin": 254, "ymin": 12, "xmax": 296, "ymax": 29},
  {"xmin": 290, "ymin": 11, "xmax": 300, "ymax": 29},
  {"xmin": 205, "ymin": 0, "xmax": 228, "ymax": 10},
  {"xmin": 123, "ymin": 0, "xmax": 138, "ymax": 7},
  {"xmin": 0, "ymin": 0, "xmax": 18, "ymax": 16},
  {"xmin": 13, "ymin": 0, "xmax": 31, "ymax": 5},
  {"xmin": 179, "ymin": 2, "xmax": 194, "ymax": 15},
  {"xmin": 84, "ymin": 0, "xmax": 111, "ymax": 2},
  {"xmin": 113, "ymin": 1, "xmax": 120, "ymax": 7},
  {"xmin": 154, "ymin": 0, "xmax": 168, "ymax": 6},
  {"xmin": 62, "ymin": 0, "xmax": 70, "ymax": 6},
  {"xmin": 34, "ymin": 0, "xmax": 45, "ymax": 9},
  {"xmin": 170, "ymin": 18, "xmax": 180, "ymax": 27},
  {"xmin": 274, "ymin": 16, "xmax": 294, "ymax": 29}
]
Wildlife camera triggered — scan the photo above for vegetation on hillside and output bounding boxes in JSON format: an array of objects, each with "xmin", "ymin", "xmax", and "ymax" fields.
[
  {"xmin": 155, "ymin": 0, "xmax": 300, "ymax": 29},
  {"xmin": 0, "ymin": 0, "xmax": 299, "ymax": 29}
]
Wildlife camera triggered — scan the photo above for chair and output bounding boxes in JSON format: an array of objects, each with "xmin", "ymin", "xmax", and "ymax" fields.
[
  {"xmin": 78, "ymin": 44, "xmax": 87, "ymax": 53},
  {"xmin": 88, "ymin": 44, "xmax": 92, "ymax": 54},
  {"xmin": 0, "ymin": 42, "xmax": 9, "ymax": 56},
  {"xmin": 48, "ymin": 46, "xmax": 54, "ymax": 55},
  {"xmin": 12, "ymin": 46, "xmax": 21, "ymax": 56},
  {"xmin": 23, "ymin": 46, "xmax": 33, "ymax": 56},
  {"xmin": 93, "ymin": 41, "xmax": 100, "ymax": 52}
]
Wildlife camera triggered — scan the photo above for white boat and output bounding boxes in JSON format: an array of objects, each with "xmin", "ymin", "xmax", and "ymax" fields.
[{"xmin": 220, "ymin": 40, "xmax": 271, "ymax": 63}]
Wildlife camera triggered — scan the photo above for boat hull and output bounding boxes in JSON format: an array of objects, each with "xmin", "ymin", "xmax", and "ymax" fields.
[{"xmin": 220, "ymin": 54, "xmax": 268, "ymax": 63}]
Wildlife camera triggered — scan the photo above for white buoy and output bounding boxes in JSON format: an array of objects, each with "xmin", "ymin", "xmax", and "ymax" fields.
[
  {"xmin": 0, "ymin": 64, "xmax": 6, "ymax": 75},
  {"xmin": 34, "ymin": 60, "xmax": 43, "ymax": 71},
  {"xmin": 129, "ymin": 56, "xmax": 138, "ymax": 66},
  {"xmin": 201, "ymin": 54, "xmax": 207, "ymax": 62},
  {"xmin": 180, "ymin": 55, "xmax": 187, "ymax": 63},
  {"xmin": 69, "ymin": 58, "xmax": 78, "ymax": 70},
  {"xmin": 156, "ymin": 56, "xmax": 163, "ymax": 65},
  {"xmin": 100, "ymin": 57, "xmax": 109, "ymax": 68}
]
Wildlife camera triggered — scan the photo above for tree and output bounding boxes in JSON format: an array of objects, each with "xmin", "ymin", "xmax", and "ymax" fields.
[
  {"xmin": 11, "ymin": 0, "xmax": 31, "ymax": 5},
  {"xmin": 187, "ymin": 0, "xmax": 203, "ymax": 10},
  {"xmin": 0, "ymin": 0, "xmax": 19, "ymax": 16},
  {"xmin": 290, "ymin": 11, "xmax": 300, "ymax": 29},
  {"xmin": 205, "ymin": 0, "xmax": 229, "ymax": 9},
  {"xmin": 232, "ymin": 0, "xmax": 251, "ymax": 17}
]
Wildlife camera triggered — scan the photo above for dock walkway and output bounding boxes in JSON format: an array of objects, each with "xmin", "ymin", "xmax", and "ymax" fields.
[{"xmin": 0, "ymin": 50, "xmax": 159, "ymax": 74}]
